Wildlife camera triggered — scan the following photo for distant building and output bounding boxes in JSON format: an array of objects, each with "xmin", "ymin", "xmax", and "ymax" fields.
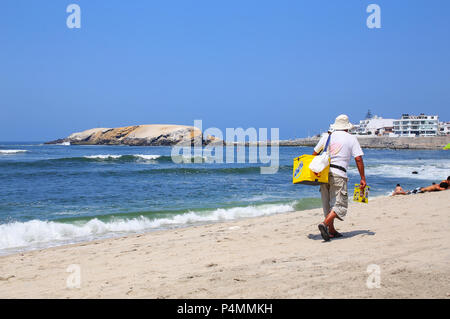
[
  {"xmin": 439, "ymin": 121, "xmax": 450, "ymax": 135},
  {"xmin": 351, "ymin": 115, "xmax": 394, "ymax": 136},
  {"xmin": 393, "ymin": 114, "xmax": 439, "ymax": 137}
]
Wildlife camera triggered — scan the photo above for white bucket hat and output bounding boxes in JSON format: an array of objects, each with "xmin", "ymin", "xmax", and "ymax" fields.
[{"xmin": 331, "ymin": 114, "xmax": 354, "ymax": 131}]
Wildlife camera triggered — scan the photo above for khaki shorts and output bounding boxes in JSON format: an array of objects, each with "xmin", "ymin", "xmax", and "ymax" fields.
[{"xmin": 320, "ymin": 173, "xmax": 348, "ymax": 220}]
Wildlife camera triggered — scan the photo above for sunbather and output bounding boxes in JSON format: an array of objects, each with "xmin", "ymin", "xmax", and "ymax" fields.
[
  {"xmin": 393, "ymin": 179, "xmax": 449, "ymax": 196},
  {"xmin": 420, "ymin": 181, "xmax": 448, "ymax": 193},
  {"xmin": 392, "ymin": 184, "xmax": 408, "ymax": 195}
]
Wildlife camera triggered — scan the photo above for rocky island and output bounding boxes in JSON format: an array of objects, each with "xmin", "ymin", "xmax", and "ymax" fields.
[{"xmin": 46, "ymin": 124, "xmax": 221, "ymax": 146}]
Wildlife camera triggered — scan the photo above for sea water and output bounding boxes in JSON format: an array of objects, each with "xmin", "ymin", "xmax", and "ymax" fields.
[{"xmin": 0, "ymin": 142, "xmax": 448, "ymax": 255}]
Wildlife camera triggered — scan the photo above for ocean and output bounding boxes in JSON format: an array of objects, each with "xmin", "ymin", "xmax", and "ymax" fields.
[{"xmin": 0, "ymin": 142, "xmax": 448, "ymax": 255}]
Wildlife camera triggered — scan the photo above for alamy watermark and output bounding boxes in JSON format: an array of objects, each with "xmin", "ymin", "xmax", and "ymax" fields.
[
  {"xmin": 366, "ymin": 4, "xmax": 381, "ymax": 29},
  {"xmin": 66, "ymin": 4, "xmax": 381, "ymax": 30},
  {"xmin": 66, "ymin": 4, "xmax": 81, "ymax": 29},
  {"xmin": 366, "ymin": 264, "xmax": 381, "ymax": 289},
  {"xmin": 66, "ymin": 264, "xmax": 81, "ymax": 289},
  {"xmin": 171, "ymin": 120, "xmax": 280, "ymax": 174},
  {"xmin": 65, "ymin": 4, "xmax": 381, "ymax": 29}
]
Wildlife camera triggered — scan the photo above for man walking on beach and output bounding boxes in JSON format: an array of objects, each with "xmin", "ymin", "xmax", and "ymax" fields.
[{"xmin": 313, "ymin": 114, "xmax": 366, "ymax": 241}]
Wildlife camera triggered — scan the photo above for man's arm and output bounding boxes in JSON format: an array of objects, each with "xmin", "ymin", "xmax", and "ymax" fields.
[
  {"xmin": 312, "ymin": 134, "xmax": 327, "ymax": 156},
  {"xmin": 355, "ymin": 156, "xmax": 366, "ymax": 190}
]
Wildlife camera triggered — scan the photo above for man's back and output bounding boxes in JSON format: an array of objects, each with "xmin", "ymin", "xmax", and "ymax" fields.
[{"xmin": 314, "ymin": 130, "xmax": 363, "ymax": 178}]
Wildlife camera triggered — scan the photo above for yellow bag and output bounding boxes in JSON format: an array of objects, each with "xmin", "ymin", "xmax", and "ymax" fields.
[
  {"xmin": 293, "ymin": 133, "xmax": 331, "ymax": 185},
  {"xmin": 292, "ymin": 155, "xmax": 330, "ymax": 185},
  {"xmin": 353, "ymin": 184, "xmax": 370, "ymax": 203}
]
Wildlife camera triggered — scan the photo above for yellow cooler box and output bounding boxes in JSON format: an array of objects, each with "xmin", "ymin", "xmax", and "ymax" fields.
[{"xmin": 292, "ymin": 155, "xmax": 329, "ymax": 185}]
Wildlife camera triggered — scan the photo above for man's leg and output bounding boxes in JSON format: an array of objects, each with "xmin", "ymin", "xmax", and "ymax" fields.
[
  {"xmin": 320, "ymin": 183, "xmax": 331, "ymax": 218},
  {"xmin": 318, "ymin": 179, "xmax": 333, "ymax": 241},
  {"xmin": 324, "ymin": 211, "xmax": 338, "ymax": 234},
  {"xmin": 326, "ymin": 175, "xmax": 348, "ymax": 236},
  {"xmin": 318, "ymin": 174, "xmax": 347, "ymax": 240},
  {"xmin": 322, "ymin": 174, "xmax": 337, "ymax": 232}
]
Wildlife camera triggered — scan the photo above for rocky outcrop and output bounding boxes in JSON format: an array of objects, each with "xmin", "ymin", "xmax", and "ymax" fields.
[{"xmin": 46, "ymin": 125, "xmax": 213, "ymax": 146}]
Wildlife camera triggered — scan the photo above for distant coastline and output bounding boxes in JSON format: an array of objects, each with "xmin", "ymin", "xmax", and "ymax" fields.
[
  {"xmin": 45, "ymin": 125, "xmax": 450, "ymax": 150},
  {"xmin": 232, "ymin": 135, "xmax": 450, "ymax": 150},
  {"xmin": 276, "ymin": 135, "xmax": 450, "ymax": 150}
]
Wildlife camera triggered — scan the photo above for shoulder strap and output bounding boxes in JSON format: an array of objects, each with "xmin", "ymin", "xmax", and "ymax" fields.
[{"xmin": 321, "ymin": 132, "xmax": 332, "ymax": 155}]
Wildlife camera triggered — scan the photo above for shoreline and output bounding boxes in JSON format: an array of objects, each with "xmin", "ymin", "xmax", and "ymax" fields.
[
  {"xmin": 1, "ymin": 191, "xmax": 449, "ymax": 298},
  {"xmin": 0, "ymin": 199, "xmax": 304, "ymax": 257},
  {"xmin": 0, "ymin": 196, "xmax": 391, "ymax": 258}
]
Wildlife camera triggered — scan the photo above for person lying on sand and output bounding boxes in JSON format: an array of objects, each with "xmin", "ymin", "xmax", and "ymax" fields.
[
  {"xmin": 392, "ymin": 184, "xmax": 408, "ymax": 195},
  {"xmin": 420, "ymin": 181, "xmax": 448, "ymax": 193},
  {"xmin": 393, "ymin": 178, "xmax": 449, "ymax": 195}
]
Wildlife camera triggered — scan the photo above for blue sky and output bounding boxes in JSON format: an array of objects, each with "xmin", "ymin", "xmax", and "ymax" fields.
[{"xmin": 1, "ymin": 0, "xmax": 449, "ymax": 140}]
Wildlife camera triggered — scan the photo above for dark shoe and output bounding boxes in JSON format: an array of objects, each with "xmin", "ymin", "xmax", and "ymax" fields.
[
  {"xmin": 330, "ymin": 231, "xmax": 343, "ymax": 238},
  {"xmin": 318, "ymin": 223, "xmax": 330, "ymax": 241}
]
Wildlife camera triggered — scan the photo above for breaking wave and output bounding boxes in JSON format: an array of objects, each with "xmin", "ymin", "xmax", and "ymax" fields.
[
  {"xmin": 84, "ymin": 154, "xmax": 162, "ymax": 161},
  {"xmin": 0, "ymin": 154, "xmax": 168, "ymax": 167},
  {"xmin": 0, "ymin": 202, "xmax": 297, "ymax": 253},
  {"xmin": 0, "ymin": 150, "xmax": 28, "ymax": 154}
]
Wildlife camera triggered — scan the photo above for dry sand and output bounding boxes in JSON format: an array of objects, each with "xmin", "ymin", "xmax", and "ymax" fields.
[{"xmin": 0, "ymin": 191, "xmax": 449, "ymax": 299}]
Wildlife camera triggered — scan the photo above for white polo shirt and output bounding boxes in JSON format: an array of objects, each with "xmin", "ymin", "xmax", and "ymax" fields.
[{"xmin": 313, "ymin": 130, "xmax": 364, "ymax": 178}]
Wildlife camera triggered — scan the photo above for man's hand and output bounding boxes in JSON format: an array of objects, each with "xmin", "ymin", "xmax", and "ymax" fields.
[{"xmin": 360, "ymin": 178, "xmax": 367, "ymax": 190}]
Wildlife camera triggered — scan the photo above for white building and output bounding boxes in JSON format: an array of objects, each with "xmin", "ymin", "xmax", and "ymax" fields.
[
  {"xmin": 393, "ymin": 114, "xmax": 439, "ymax": 137},
  {"xmin": 351, "ymin": 116, "xmax": 394, "ymax": 136},
  {"xmin": 439, "ymin": 121, "xmax": 450, "ymax": 135}
]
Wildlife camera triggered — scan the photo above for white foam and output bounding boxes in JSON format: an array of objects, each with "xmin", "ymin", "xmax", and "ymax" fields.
[
  {"xmin": 0, "ymin": 150, "xmax": 28, "ymax": 154},
  {"xmin": 84, "ymin": 155, "xmax": 122, "ymax": 159},
  {"xmin": 134, "ymin": 154, "xmax": 161, "ymax": 160},
  {"xmin": 83, "ymin": 154, "xmax": 161, "ymax": 161},
  {"xmin": 81, "ymin": 154, "xmax": 210, "ymax": 163},
  {"xmin": 171, "ymin": 154, "xmax": 210, "ymax": 162},
  {"xmin": 348, "ymin": 161, "xmax": 450, "ymax": 181},
  {"xmin": 0, "ymin": 202, "xmax": 295, "ymax": 253}
]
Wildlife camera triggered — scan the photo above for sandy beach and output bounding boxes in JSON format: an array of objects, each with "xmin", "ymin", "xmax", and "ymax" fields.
[{"xmin": 0, "ymin": 191, "xmax": 449, "ymax": 299}]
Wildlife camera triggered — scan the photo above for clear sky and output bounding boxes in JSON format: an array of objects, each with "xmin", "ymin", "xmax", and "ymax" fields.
[{"xmin": 1, "ymin": 0, "xmax": 449, "ymax": 141}]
